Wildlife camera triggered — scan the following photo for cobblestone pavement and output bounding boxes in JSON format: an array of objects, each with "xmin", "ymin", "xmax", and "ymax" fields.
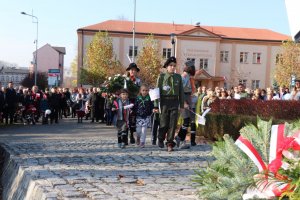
[{"xmin": 0, "ymin": 118, "xmax": 212, "ymax": 200}]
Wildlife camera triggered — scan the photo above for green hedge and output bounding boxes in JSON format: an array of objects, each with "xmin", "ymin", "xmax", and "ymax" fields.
[{"xmin": 197, "ymin": 113, "xmax": 295, "ymax": 141}]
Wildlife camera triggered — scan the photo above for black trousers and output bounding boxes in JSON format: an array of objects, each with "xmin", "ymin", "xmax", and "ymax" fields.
[{"xmin": 4, "ymin": 106, "xmax": 15, "ymax": 124}]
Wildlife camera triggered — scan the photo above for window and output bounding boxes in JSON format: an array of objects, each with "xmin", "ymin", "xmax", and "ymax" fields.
[
  {"xmin": 199, "ymin": 58, "xmax": 208, "ymax": 70},
  {"xmin": 240, "ymin": 52, "xmax": 248, "ymax": 63},
  {"xmin": 129, "ymin": 46, "xmax": 138, "ymax": 57},
  {"xmin": 162, "ymin": 48, "xmax": 171, "ymax": 59},
  {"xmin": 220, "ymin": 51, "xmax": 229, "ymax": 63},
  {"xmin": 11, "ymin": 76, "xmax": 14, "ymax": 81},
  {"xmin": 253, "ymin": 53, "xmax": 261, "ymax": 64},
  {"xmin": 15, "ymin": 76, "xmax": 19, "ymax": 82},
  {"xmin": 0, "ymin": 76, "xmax": 4, "ymax": 81},
  {"xmin": 239, "ymin": 79, "xmax": 247, "ymax": 86},
  {"xmin": 6, "ymin": 76, "xmax": 9, "ymax": 81},
  {"xmin": 276, "ymin": 54, "xmax": 283, "ymax": 64},
  {"xmin": 251, "ymin": 80, "xmax": 260, "ymax": 89},
  {"xmin": 187, "ymin": 58, "xmax": 195, "ymax": 62}
]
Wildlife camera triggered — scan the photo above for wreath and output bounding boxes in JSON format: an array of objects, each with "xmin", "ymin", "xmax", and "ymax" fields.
[{"xmin": 106, "ymin": 74, "xmax": 139, "ymax": 97}]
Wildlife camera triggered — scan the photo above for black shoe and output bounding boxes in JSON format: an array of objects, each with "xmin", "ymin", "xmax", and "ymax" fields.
[
  {"xmin": 175, "ymin": 136, "xmax": 181, "ymax": 148},
  {"xmin": 158, "ymin": 140, "xmax": 164, "ymax": 148},
  {"xmin": 152, "ymin": 141, "xmax": 157, "ymax": 145},
  {"xmin": 191, "ymin": 134, "xmax": 196, "ymax": 146}
]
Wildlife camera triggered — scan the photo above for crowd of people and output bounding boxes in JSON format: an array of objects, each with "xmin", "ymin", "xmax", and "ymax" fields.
[{"xmin": 0, "ymin": 58, "xmax": 300, "ymax": 152}]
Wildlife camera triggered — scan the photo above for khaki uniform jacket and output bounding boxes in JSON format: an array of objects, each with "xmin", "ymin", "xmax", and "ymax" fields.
[{"xmin": 154, "ymin": 72, "xmax": 184, "ymax": 109}]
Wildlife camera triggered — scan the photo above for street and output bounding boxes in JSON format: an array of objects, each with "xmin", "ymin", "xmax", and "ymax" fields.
[{"xmin": 0, "ymin": 118, "xmax": 211, "ymax": 200}]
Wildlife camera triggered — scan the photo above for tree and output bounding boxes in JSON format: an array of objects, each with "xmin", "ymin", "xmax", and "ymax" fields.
[
  {"xmin": 70, "ymin": 56, "xmax": 78, "ymax": 87},
  {"xmin": 274, "ymin": 40, "xmax": 300, "ymax": 87},
  {"xmin": 20, "ymin": 72, "xmax": 48, "ymax": 90},
  {"xmin": 81, "ymin": 31, "xmax": 124, "ymax": 86},
  {"xmin": 136, "ymin": 35, "xmax": 162, "ymax": 87}
]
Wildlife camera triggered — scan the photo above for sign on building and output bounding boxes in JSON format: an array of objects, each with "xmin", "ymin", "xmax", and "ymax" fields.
[{"xmin": 48, "ymin": 69, "xmax": 60, "ymax": 86}]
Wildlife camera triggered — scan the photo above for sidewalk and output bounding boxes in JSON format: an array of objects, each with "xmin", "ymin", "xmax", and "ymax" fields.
[{"xmin": 0, "ymin": 118, "xmax": 212, "ymax": 200}]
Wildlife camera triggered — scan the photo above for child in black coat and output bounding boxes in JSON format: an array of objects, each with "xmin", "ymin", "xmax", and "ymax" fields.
[{"xmin": 134, "ymin": 85, "xmax": 153, "ymax": 147}]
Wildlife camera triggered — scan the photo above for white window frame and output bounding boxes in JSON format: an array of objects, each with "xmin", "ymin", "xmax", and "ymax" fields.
[
  {"xmin": 199, "ymin": 58, "xmax": 208, "ymax": 70},
  {"xmin": 129, "ymin": 46, "xmax": 138, "ymax": 57},
  {"xmin": 162, "ymin": 48, "xmax": 172, "ymax": 59},
  {"xmin": 253, "ymin": 53, "xmax": 261, "ymax": 64},
  {"xmin": 240, "ymin": 52, "xmax": 249, "ymax": 63},
  {"xmin": 239, "ymin": 79, "xmax": 247, "ymax": 87},
  {"xmin": 220, "ymin": 51, "xmax": 229, "ymax": 63},
  {"xmin": 251, "ymin": 80, "xmax": 260, "ymax": 89}
]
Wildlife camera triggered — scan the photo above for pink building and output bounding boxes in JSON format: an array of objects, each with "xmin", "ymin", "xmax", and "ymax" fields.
[
  {"xmin": 33, "ymin": 44, "xmax": 66, "ymax": 86},
  {"xmin": 77, "ymin": 20, "xmax": 290, "ymax": 89}
]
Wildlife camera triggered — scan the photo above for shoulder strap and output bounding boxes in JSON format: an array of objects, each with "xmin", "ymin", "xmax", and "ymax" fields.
[{"xmin": 159, "ymin": 73, "xmax": 165, "ymax": 88}]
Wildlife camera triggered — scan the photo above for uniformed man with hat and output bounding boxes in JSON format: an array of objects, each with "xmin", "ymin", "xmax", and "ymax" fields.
[
  {"xmin": 153, "ymin": 57, "xmax": 184, "ymax": 152},
  {"xmin": 126, "ymin": 62, "xmax": 141, "ymax": 144}
]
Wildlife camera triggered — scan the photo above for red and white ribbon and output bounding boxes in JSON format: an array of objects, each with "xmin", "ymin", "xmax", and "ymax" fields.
[
  {"xmin": 269, "ymin": 124, "xmax": 285, "ymax": 163},
  {"xmin": 236, "ymin": 124, "xmax": 292, "ymax": 198},
  {"xmin": 235, "ymin": 136, "xmax": 267, "ymax": 172}
]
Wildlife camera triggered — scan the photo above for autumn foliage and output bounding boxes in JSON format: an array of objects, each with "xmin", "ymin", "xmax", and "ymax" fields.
[
  {"xmin": 81, "ymin": 31, "xmax": 124, "ymax": 86},
  {"xmin": 136, "ymin": 35, "xmax": 162, "ymax": 87},
  {"xmin": 274, "ymin": 40, "xmax": 300, "ymax": 87},
  {"xmin": 210, "ymin": 98, "xmax": 300, "ymax": 120}
]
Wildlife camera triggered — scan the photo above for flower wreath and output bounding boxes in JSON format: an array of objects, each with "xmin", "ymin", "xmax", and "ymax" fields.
[{"xmin": 106, "ymin": 74, "xmax": 139, "ymax": 97}]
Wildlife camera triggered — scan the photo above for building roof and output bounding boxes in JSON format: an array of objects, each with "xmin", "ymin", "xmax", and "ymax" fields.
[
  {"xmin": 0, "ymin": 67, "xmax": 29, "ymax": 74},
  {"xmin": 78, "ymin": 20, "xmax": 290, "ymax": 41},
  {"xmin": 52, "ymin": 46, "xmax": 66, "ymax": 54}
]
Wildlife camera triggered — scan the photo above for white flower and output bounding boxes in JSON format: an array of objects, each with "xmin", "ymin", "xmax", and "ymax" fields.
[
  {"xmin": 122, "ymin": 74, "xmax": 127, "ymax": 78},
  {"xmin": 108, "ymin": 77, "xmax": 111, "ymax": 81},
  {"xmin": 281, "ymin": 161, "xmax": 290, "ymax": 170},
  {"xmin": 126, "ymin": 77, "xmax": 130, "ymax": 81},
  {"xmin": 282, "ymin": 150, "xmax": 300, "ymax": 161}
]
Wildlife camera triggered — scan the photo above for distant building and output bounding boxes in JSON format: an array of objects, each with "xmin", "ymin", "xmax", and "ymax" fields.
[
  {"xmin": 77, "ymin": 20, "xmax": 290, "ymax": 89},
  {"xmin": 0, "ymin": 67, "xmax": 29, "ymax": 87},
  {"xmin": 33, "ymin": 44, "xmax": 66, "ymax": 86}
]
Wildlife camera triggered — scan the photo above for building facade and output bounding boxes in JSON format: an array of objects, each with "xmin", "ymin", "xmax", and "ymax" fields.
[
  {"xmin": 0, "ymin": 67, "xmax": 29, "ymax": 87},
  {"xmin": 77, "ymin": 20, "xmax": 289, "ymax": 89},
  {"xmin": 33, "ymin": 44, "xmax": 66, "ymax": 86}
]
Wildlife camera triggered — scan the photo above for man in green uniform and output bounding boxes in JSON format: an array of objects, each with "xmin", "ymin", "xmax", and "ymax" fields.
[{"xmin": 153, "ymin": 57, "xmax": 184, "ymax": 152}]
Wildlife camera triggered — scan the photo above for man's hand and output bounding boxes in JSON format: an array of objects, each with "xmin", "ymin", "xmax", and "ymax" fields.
[
  {"xmin": 184, "ymin": 102, "xmax": 189, "ymax": 109},
  {"xmin": 153, "ymin": 108, "xmax": 159, "ymax": 113},
  {"xmin": 112, "ymin": 108, "xmax": 117, "ymax": 111}
]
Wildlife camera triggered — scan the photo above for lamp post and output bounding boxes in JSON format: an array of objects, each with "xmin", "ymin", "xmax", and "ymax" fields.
[
  {"xmin": 21, "ymin": 11, "xmax": 38, "ymax": 86},
  {"xmin": 132, "ymin": 0, "xmax": 136, "ymax": 62},
  {"xmin": 170, "ymin": 33, "xmax": 176, "ymax": 57}
]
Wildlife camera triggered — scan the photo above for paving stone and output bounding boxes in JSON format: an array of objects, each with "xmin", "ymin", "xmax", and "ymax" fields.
[{"xmin": 0, "ymin": 118, "xmax": 211, "ymax": 200}]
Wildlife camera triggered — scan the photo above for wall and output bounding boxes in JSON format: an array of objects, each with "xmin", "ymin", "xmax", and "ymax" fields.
[{"xmin": 36, "ymin": 44, "xmax": 59, "ymax": 73}]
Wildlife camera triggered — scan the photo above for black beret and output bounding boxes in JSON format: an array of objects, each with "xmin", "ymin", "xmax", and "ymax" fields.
[
  {"xmin": 163, "ymin": 56, "xmax": 177, "ymax": 68},
  {"xmin": 184, "ymin": 60, "xmax": 196, "ymax": 76},
  {"xmin": 185, "ymin": 60, "xmax": 195, "ymax": 68},
  {"xmin": 126, "ymin": 63, "xmax": 140, "ymax": 72}
]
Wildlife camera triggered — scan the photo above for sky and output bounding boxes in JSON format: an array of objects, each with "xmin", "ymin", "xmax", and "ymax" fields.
[{"xmin": 0, "ymin": 0, "xmax": 292, "ymax": 70}]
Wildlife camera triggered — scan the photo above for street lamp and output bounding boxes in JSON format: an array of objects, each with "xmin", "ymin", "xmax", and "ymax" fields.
[
  {"xmin": 21, "ymin": 11, "xmax": 38, "ymax": 86},
  {"xmin": 170, "ymin": 33, "xmax": 176, "ymax": 57},
  {"xmin": 132, "ymin": 0, "xmax": 136, "ymax": 62}
]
